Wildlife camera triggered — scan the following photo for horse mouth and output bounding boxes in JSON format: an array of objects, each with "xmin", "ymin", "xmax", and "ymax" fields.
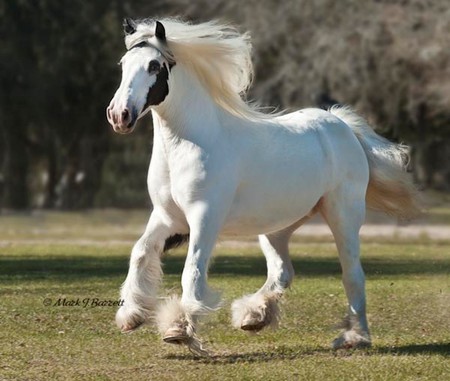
[
  {"xmin": 113, "ymin": 122, "xmax": 136, "ymax": 134},
  {"xmin": 113, "ymin": 113, "xmax": 138, "ymax": 134}
]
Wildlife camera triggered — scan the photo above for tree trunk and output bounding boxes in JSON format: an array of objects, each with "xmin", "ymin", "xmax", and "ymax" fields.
[
  {"xmin": 42, "ymin": 132, "xmax": 58, "ymax": 208},
  {"xmin": 1, "ymin": 127, "xmax": 29, "ymax": 209}
]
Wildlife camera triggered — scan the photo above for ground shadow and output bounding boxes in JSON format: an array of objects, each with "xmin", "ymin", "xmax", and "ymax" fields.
[
  {"xmin": 164, "ymin": 342, "xmax": 450, "ymax": 363},
  {"xmin": 0, "ymin": 255, "xmax": 128, "ymax": 282},
  {"xmin": 375, "ymin": 343, "xmax": 450, "ymax": 356},
  {"xmin": 1, "ymin": 251, "xmax": 449, "ymax": 282},
  {"xmin": 165, "ymin": 346, "xmax": 330, "ymax": 363},
  {"xmin": 205, "ymin": 255, "xmax": 450, "ymax": 278}
]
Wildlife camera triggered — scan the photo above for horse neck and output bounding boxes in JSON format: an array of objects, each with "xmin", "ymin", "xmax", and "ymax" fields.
[{"xmin": 152, "ymin": 65, "xmax": 222, "ymax": 144}]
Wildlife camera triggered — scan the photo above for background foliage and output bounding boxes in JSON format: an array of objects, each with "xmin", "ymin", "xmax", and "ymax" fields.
[{"xmin": 1, "ymin": 0, "xmax": 449, "ymax": 209}]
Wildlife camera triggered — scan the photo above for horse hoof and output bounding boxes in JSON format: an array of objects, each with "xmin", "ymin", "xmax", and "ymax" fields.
[
  {"xmin": 116, "ymin": 309, "xmax": 146, "ymax": 333},
  {"xmin": 332, "ymin": 331, "xmax": 372, "ymax": 349},
  {"xmin": 120, "ymin": 315, "xmax": 145, "ymax": 333},
  {"xmin": 120, "ymin": 320, "xmax": 144, "ymax": 333},
  {"xmin": 163, "ymin": 327, "xmax": 189, "ymax": 345},
  {"xmin": 241, "ymin": 317, "xmax": 265, "ymax": 332}
]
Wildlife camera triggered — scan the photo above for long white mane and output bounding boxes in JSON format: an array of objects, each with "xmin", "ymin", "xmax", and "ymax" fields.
[{"xmin": 125, "ymin": 18, "xmax": 277, "ymax": 120}]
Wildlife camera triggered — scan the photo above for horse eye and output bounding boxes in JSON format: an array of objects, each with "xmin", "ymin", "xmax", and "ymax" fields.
[{"xmin": 148, "ymin": 60, "xmax": 161, "ymax": 74}]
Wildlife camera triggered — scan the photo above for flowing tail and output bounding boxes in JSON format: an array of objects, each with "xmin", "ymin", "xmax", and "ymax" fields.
[{"xmin": 329, "ymin": 106, "xmax": 422, "ymax": 220}]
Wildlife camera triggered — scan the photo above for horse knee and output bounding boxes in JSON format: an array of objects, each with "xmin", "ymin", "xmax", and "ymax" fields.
[{"xmin": 129, "ymin": 235, "xmax": 164, "ymax": 266}]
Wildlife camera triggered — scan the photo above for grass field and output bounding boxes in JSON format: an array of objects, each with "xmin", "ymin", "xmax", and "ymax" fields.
[{"xmin": 0, "ymin": 211, "xmax": 449, "ymax": 380}]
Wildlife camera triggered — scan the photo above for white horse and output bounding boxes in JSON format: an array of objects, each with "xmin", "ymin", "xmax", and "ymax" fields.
[{"xmin": 106, "ymin": 18, "xmax": 420, "ymax": 354}]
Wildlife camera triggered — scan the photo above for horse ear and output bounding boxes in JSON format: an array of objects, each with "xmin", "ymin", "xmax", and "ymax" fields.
[
  {"xmin": 155, "ymin": 21, "xmax": 166, "ymax": 41},
  {"xmin": 123, "ymin": 18, "xmax": 137, "ymax": 35}
]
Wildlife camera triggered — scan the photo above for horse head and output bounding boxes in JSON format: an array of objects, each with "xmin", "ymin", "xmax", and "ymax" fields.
[{"xmin": 106, "ymin": 19, "xmax": 173, "ymax": 134}]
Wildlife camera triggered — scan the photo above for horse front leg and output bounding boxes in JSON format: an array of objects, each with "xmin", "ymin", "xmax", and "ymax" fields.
[
  {"xmin": 156, "ymin": 204, "xmax": 223, "ymax": 354},
  {"xmin": 116, "ymin": 210, "xmax": 176, "ymax": 332}
]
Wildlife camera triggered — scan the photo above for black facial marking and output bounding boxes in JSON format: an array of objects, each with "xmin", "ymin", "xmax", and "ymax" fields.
[
  {"xmin": 148, "ymin": 59, "xmax": 161, "ymax": 74},
  {"xmin": 143, "ymin": 63, "xmax": 170, "ymax": 109}
]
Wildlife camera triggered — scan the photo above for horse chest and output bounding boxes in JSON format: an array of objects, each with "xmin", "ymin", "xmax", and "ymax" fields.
[{"xmin": 148, "ymin": 139, "xmax": 210, "ymax": 210}]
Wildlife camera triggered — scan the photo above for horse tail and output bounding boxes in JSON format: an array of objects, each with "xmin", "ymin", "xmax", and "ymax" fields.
[{"xmin": 329, "ymin": 105, "xmax": 422, "ymax": 220}]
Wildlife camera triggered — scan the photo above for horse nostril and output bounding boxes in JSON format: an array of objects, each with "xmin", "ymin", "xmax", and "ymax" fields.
[{"xmin": 121, "ymin": 109, "xmax": 130, "ymax": 122}]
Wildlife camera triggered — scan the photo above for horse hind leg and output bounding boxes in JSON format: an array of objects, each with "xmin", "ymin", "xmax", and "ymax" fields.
[
  {"xmin": 320, "ymin": 185, "xmax": 371, "ymax": 349},
  {"xmin": 231, "ymin": 215, "xmax": 311, "ymax": 332},
  {"xmin": 231, "ymin": 233, "xmax": 290, "ymax": 332}
]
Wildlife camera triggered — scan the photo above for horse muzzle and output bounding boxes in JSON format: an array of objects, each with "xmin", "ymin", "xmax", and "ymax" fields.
[{"xmin": 106, "ymin": 105, "xmax": 137, "ymax": 134}]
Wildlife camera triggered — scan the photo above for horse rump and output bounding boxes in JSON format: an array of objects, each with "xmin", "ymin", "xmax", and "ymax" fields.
[{"xmin": 329, "ymin": 106, "xmax": 422, "ymax": 220}]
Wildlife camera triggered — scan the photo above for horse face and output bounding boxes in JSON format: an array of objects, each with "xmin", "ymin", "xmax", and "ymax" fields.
[{"xmin": 107, "ymin": 44, "xmax": 170, "ymax": 134}]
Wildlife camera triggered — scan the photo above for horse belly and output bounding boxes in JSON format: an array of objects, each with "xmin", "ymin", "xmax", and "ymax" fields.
[
  {"xmin": 222, "ymin": 200, "xmax": 319, "ymax": 236},
  {"xmin": 221, "ymin": 163, "xmax": 327, "ymax": 236}
]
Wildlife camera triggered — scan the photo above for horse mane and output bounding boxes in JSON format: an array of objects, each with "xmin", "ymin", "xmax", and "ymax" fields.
[{"xmin": 125, "ymin": 18, "xmax": 279, "ymax": 121}]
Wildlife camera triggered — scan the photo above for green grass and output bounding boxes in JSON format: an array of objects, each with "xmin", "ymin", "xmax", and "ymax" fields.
[{"xmin": 1, "ymin": 238, "xmax": 449, "ymax": 380}]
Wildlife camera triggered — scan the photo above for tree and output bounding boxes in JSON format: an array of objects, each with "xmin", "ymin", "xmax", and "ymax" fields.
[{"xmin": 0, "ymin": 1, "xmax": 125, "ymax": 208}]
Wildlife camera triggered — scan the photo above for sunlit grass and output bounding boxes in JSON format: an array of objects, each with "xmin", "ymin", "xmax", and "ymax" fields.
[{"xmin": 1, "ymin": 239, "xmax": 449, "ymax": 380}]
